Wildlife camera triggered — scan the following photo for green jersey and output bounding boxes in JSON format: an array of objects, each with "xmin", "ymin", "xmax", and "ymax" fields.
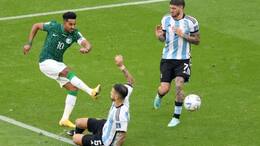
[{"xmin": 39, "ymin": 21, "xmax": 84, "ymax": 62}]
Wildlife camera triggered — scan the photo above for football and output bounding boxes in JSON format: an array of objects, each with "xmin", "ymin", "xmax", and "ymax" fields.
[{"xmin": 184, "ymin": 94, "xmax": 201, "ymax": 111}]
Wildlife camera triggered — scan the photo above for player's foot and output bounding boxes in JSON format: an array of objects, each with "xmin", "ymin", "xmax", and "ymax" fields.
[
  {"xmin": 91, "ymin": 84, "xmax": 101, "ymax": 99},
  {"xmin": 167, "ymin": 118, "xmax": 180, "ymax": 127},
  {"xmin": 153, "ymin": 96, "xmax": 161, "ymax": 109},
  {"xmin": 59, "ymin": 119, "xmax": 75, "ymax": 128},
  {"xmin": 67, "ymin": 130, "xmax": 75, "ymax": 136}
]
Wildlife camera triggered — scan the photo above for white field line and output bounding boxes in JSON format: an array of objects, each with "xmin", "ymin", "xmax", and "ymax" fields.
[
  {"xmin": 0, "ymin": 0, "xmax": 168, "ymax": 21},
  {"xmin": 0, "ymin": 115, "xmax": 75, "ymax": 145}
]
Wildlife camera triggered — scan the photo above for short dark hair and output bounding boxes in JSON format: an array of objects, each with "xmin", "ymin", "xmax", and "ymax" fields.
[
  {"xmin": 170, "ymin": 0, "xmax": 185, "ymax": 8},
  {"xmin": 63, "ymin": 11, "xmax": 77, "ymax": 20},
  {"xmin": 113, "ymin": 84, "xmax": 128, "ymax": 100}
]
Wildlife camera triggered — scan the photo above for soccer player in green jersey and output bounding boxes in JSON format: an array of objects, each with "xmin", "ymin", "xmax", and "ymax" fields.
[{"xmin": 23, "ymin": 12, "xmax": 101, "ymax": 128}]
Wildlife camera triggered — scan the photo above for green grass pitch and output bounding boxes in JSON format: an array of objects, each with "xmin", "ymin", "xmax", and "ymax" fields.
[{"xmin": 0, "ymin": 0, "xmax": 260, "ymax": 145}]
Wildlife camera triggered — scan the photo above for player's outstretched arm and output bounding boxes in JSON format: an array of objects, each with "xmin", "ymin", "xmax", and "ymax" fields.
[
  {"xmin": 23, "ymin": 23, "xmax": 44, "ymax": 55},
  {"xmin": 114, "ymin": 131, "xmax": 126, "ymax": 146},
  {"xmin": 114, "ymin": 55, "xmax": 135, "ymax": 86},
  {"xmin": 79, "ymin": 39, "xmax": 92, "ymax": 54}
]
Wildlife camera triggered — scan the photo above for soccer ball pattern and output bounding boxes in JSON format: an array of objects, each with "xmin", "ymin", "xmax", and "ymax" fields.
[{"xmin": 184, "ymin": 94, "xmax": 201, "ymax": 111}]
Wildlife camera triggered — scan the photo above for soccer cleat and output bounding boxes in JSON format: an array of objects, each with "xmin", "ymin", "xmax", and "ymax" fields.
[
  {"xmin": 91, "ymin": 84, "xmax": 101, "ymax": 99},
  {"xmin": 59, "ymin": 119, "xmax": 76, "ymax": 128},
  {"xmin": 167, "ymin": 118, "xmax": 180, "ymax": 127},
  {"xmin": 153, "ymin": 96, "xmax": 161, "ymax": 109},
  {"xmin": 67, "ymin": 130, "xmax": 75, "ymax": 136}
]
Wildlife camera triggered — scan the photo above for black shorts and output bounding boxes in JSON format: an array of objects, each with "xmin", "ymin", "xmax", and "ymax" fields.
[
  {"xmin": 160, "ymin": 59, "xmax": 191, "ymax": 83},
  {"xmin": 82, "ymin": 118, "xmax": 106, "ymax": 146}
]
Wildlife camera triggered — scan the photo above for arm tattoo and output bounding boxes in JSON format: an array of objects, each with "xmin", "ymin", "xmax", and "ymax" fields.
[
  {"xmin": 112, "ymin": 132, "xmax": 126, "ymax": 146},
  {"xmin": 122, "ymin": 68, "xmax": 134, "ymax": 86},
  {"xmin": 186, "ymin": 33, "xmax": 200, "ymax": 45}
]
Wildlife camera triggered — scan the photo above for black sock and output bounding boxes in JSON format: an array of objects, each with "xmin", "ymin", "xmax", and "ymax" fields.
[
  {"xmin": 157, "ymin": 92, "xmax": 165, "ymax": 99},
  {"xmin": 75, "ymin": 127, "xmax": 85, "ymax": 134}
]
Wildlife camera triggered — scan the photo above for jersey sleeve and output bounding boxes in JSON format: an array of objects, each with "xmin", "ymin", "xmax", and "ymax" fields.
[
  {"xmin": 43, "ymin": 21, "xmax": 57, "ymax": 32},
  {"xmin": 123, "ymin": 84, "xmax": 133, "ymax": 106},
  {"xmin": 116, "ymin": 108, "xmax": 129, "ymax": 132},
  {"xmin": 161, "ymin": 16, "xmax": 167, "ymax": 31},
  {"xmin": 75, "ymin": 31, "xmax": 86, "ymax": 45},
  {"xmin": 188, "ymin": 16, "xmax": 199, "ymax": 34}
]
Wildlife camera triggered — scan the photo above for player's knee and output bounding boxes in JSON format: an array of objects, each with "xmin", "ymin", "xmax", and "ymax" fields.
[
  {"xmin": 158, "ymin": 85, "xmax": 170, "ymax": 95},
  {"xmin": 75, "ymin": 118, "xmax": 83, "ymax": 127},
  {"xmin": 73, "ymin": 134, "xmax": 83, "ymax": 145},
  {"xmin": 175, "ymin": 77, "xmax": 184, "ymax": 87},
  {"xmin": 75, "ymin": 118, "xmax": 88, "ymax": 129},
  {"xmin": 69, "ymin": 85, "xmax": 78, "ymax": 91}
]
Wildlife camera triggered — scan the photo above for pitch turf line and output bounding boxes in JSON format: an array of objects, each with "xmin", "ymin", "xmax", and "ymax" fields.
[
  {"xmin": 0, "ymin": 0, "xmax": 168, "ymax": 21},
  {"xmin": 0, "ymin": 115, "xmax": 75, "ymax": 145}
]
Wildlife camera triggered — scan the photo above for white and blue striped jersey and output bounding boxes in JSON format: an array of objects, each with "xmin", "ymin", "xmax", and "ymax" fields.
[
  {"xmin": 161, "ymin": 14, "xmax": 199, "ymax": 60},
  {"xmin": 102, "ymin": 84, "xmax": 133, "ymax": 146}
]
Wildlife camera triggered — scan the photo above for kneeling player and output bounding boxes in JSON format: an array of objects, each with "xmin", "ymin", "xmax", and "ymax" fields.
[{"xmin": 68, "ymin": 55, "xmax": 134, "ymax": 146}]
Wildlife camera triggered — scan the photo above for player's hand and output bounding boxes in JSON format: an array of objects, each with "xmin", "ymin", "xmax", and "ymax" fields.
[
  {"xmin": 23, "ymin": 44, "xmax": 31, "ymax": 55},
  {"xmin": 175, "ymin": 27, "xmax": 184, "ymax": 37},
  {"xmin": 115, "ymin": 55, "xmax": 124, "ymax": 67},
  {"xmin": 155, "ymin": 25, "xmax": 164, "ymax": 37},
  {"xmin": 79, "ymin": 47, "xmax": 91, "ymax": 54}
]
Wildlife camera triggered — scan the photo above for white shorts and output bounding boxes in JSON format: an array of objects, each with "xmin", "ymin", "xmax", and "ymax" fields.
[{"xmin": 39, "ymin": 59, "xmax": 70, "ymax": 87}]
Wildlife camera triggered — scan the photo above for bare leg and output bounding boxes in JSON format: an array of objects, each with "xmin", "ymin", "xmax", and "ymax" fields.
[
  {"xmin": 72, "ymin": 118, "xmax": 89, "ymax": 136},
  {"xmin": 75, "ymin": 118, "xmax": 89, "ymax": 129},
  {"xmin": 154, "ymin": 82, "xmax": 171, "ymax": 109},
  {"xmin": 59, "ymin": 67, "xmax": 70, "ymax": 78},
  {"xmin": 73, "ymin": 134, "xmax": 84, "ymax": 146},
  {"xmin": 158, "ymin": 82, "xmax": 171, "ymax": 96},
  {"xmin": 167, "ymin": 76, "xmax": 185, "ymax": 127},
  {"xmin": 63, "ymin": 82, "xmax": 78, "ymax": 91},
  {"xmin": 175, "ymin": 77, "xmax": 185, "ymax": 103},
  {"xmin": 60, "ymin": 67, "xmax": 97, "ymax": 97}
]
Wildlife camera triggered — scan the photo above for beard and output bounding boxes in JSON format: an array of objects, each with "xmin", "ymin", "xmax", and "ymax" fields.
[
  {"xmin": 111, "ymin": 96, "xmax": 115, "ymax": 101},
  {"xmin": 171, "ymin": 11, "xmax": 180, "ymax": 18}
]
